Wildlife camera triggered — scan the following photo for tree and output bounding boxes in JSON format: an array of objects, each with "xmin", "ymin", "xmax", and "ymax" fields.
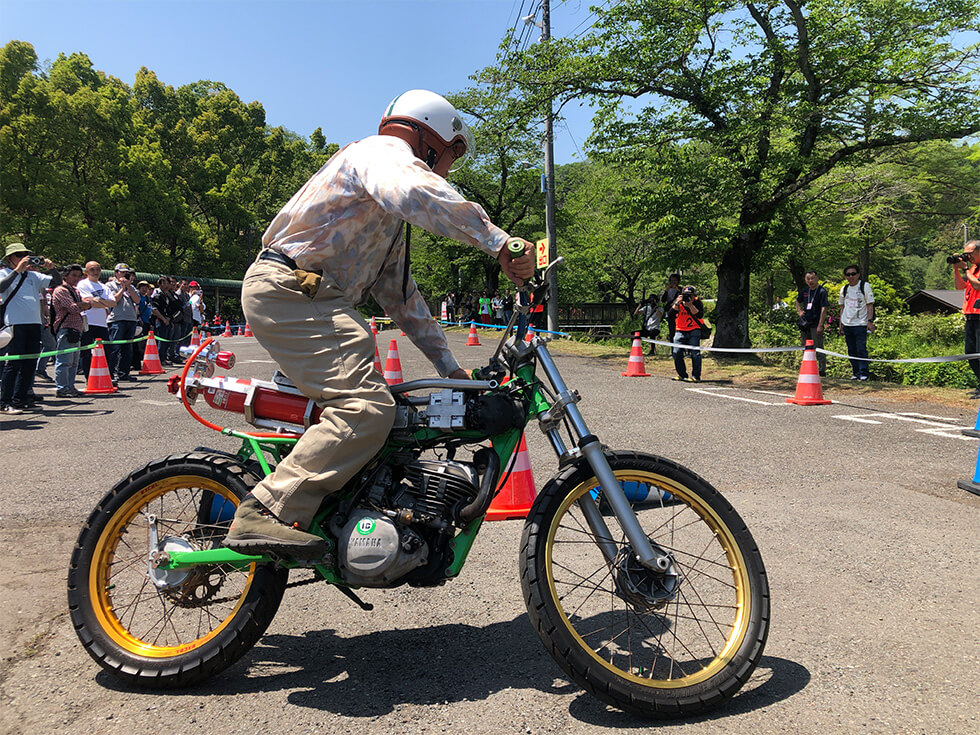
[{"xmin": 490, "ymin": 0, "xmax": 980, "ymax": 346}]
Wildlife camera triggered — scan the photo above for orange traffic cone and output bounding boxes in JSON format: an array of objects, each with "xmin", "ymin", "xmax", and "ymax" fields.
[
  {"xmin": 139, "ymin": 331, "xmax": 165, "ymax": 375},
  {"xmin": 786, "ymin": 340, "xmax": 832, "ymax": 406},
  {"xmin": 466, "ymin": 322, "xmax": 481, "ymax": 346},
  {"xmin": 373, "ymin": 340, "xmax": 383, "ymax": 374},
  {"xmin": 441, "ymin": 302, "xmax": 448, "ymax": 321},
  {"xmin": 384, "ymin": 339, "xmax": 403, "ymax": 385},
  {"xmin": 237, "ymin": 326, "xmax": 243, "ymax": 336},
  {"xmin": 85, "ymin": 339, "xmax": 117, "ymax": 394},
  {"xmin": 221, "ymin": 322, "xmax": 232, "ymax": 337},
  {"xmin": 525, "ymin": 326, "xmax": 534, "ymax": 344},
  {"xmin": 486, "ymin": 434, "xmax": 537, "ymax": 521},
  {"xmin": 370, "ymin": 316, "xmax": 378, "ymax": 336},
  {"xmin": 190, "ymin": 327, "xmax": 200, "ymax": 348},
  {"xmin": 621, "ymin": 332, "xmax": 651, "ymax": 377},
  {"xmin": 243, "ymin": 323, "xmax": 253, "ymax": 337}
]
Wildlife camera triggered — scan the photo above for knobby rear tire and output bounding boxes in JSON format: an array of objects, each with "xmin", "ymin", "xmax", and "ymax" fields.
[
  {"xmin": 67, "ymin": 452, "xmax": 288, "ymax": 688},
  {"xmin": 520, "ymin": 451, "xmax": 769, "ymax": 717}
]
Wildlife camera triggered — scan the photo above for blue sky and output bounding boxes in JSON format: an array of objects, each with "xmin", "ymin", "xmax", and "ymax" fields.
[{"xmin": 0, "ymin": 0, "xmax": 599, "ymax": 164}]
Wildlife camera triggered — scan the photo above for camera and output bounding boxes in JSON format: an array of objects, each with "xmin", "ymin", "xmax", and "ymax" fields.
[
  {"xmin": 682, "ymin": 293, "xmax": 693, "ymax": 302},
  {"xmin": 947, "ymin": 253, "xmax": 970, "ymax": 264},
  {"xmin": 27, "ymin": 255, "xmax": 45, "ymax": 267}
]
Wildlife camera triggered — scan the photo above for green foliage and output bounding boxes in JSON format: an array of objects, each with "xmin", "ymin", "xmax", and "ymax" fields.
[{"xmin": 0, "ymin": 42, "xmax": 333, "ymax": 277}]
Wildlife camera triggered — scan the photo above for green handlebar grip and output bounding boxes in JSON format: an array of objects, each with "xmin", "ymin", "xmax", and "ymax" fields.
[{"xmin": 506, "ymin": 238, "xmax": 525, "ymax": 257}]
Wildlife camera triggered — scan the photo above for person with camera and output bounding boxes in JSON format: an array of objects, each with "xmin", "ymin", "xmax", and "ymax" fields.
[
  {"xmin": 952, "ymin": 240, "xmax": 980, "ymax": 398},
  {"xmin": 669, "ymin": 285, "xmax": 706, "ymax": 383},
  {"xmin": 660, "ymin": 273, "xmax": 682, "ymax": 343},
  {"xmin": 104, "ymin": 263, "xmax": 141, "ymax": 385},
  {"xmin": 0, "ymin": 243, "xmax": 61, "ymax": 414},
  {"xmin": 50, "ymin": 264, "xmax": 94, "ymax": 397},
  {"xmin": 796, "ymin": 270, "xmax": 829, "ymax": 376},
  {"xmin": 837, "ymin": 264, "xmax": 875, "ymax": 381}
]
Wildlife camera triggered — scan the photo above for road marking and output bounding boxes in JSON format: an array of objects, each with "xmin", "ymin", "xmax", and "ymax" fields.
[
  {"xmin": 685, "ymin": 388, "xmax": 778, "ymax": 405},
  {"xmin": 745, "ymin": 388, "xmax": 796, "ymax": 399},
  {"xmin": 140, "ymin": 400, "xmax": 178, "ymax": 407},
  {"xmin": 240, "ymin": 359, "xmax": 276, "ymax": 364},
  {"xmin": 834, "ymin": 415, "xmax": 882, "ymax": 424}
]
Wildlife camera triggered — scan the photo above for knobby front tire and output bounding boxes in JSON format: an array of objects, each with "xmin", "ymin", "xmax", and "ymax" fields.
[
  {"xmin": 520, "ymin": 451, "xmax": 769, "ymax": 717},
  {"xmin": 67, "ymin": 452, "xmax": 288, "ymax": 688}
]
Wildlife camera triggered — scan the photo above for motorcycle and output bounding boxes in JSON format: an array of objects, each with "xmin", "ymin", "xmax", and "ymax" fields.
[{"xmin": 67, "ymin": 260, "xmax": 769, "ymax": 717}]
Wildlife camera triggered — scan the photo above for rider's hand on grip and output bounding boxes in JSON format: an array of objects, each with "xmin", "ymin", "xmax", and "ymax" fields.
[{"xmin": 499, "ymin": 237, "xmax": 534, "ymax": 285}]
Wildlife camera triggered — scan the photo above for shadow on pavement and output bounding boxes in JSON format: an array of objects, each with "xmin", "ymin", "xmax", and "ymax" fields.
[
  {"xmin": 96, "ymin": 614, "xmax": 577, "ymax": 716},
  {"xmin": 566, "ymin": 655, "xmax": 811, "ymax": 727}
]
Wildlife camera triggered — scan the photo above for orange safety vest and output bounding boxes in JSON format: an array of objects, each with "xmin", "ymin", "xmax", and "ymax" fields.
[
  {"xmin": 675, "ymin": 300, "xmax": 703, "ymax": 332},
  {"xmin": 964, "ymin": 265, "xmax": 980, "ymax": 315}
]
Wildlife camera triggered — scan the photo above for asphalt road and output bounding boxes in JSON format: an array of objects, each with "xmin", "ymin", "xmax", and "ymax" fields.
[{"xmin": 1, "ymin": 327, "xmax": 978, "ymax": 734}]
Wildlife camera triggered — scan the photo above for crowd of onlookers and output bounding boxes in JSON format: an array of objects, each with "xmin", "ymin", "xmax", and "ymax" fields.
[
  {"xmin": 0, "ymin": 243, "xmax": 210, "ymax": 415},
  {"xmin": 444, "ymin": 290, "xmax": 517, "ymax": 326}
]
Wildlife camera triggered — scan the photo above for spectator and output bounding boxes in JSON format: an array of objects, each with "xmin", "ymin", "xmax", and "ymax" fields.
[
  {"xmin": 151, "ymin": 277, "xmax": 181, "ymax": 365},
  {"xmin": 34, "ymin": 286, "xmax": 56, "ymax": 382},
  {"xmin": 660, "ymin": 273, "xmax": 682, "ymax": 343},
  {"xmin": 795, "ymin": 270, "xmax": 830, "ymax": 376},
  {"xmin": 503, "ymin": 291, "xmax": 514, "ymax": 325},
  {"xmin": 952, "ymin": 239, "xmax": 980, "ymax": 398},
  {"xmin": 837, "ymin": 264, "xmax": 875, "ymax": 381},
  {"xmin": 478, "ymin": 290, "xmax": 492, "ymax": 323},
  {"xmin": 634, "ymin": 295, "xmax": 664, "ymax": 356},
  {"xmin": 50, "ymin": 264, "xmax": 93, "ymax": 397},
  {"xmin": 445, "ymin": 291, "xmax": 456, "ymax": 322},
  {"xmin": 0, "ymin": 243, "xmax": 61, "ymax": 414},
  {"xmin": 174, "ymin": 278, "xmax": 193, "ymax": 350},
  {"xmin": 669, "ymin": 285, "xmax": 705, "ymax": 383},
  {"xmin": 104, "ymin": 263, "xmax": 141, "ymax": 384},
  {"xmin": 135, "ymin": 280, "xmax": 153, "ymax": 365},
  {"xmin": 77, "ymin": 261, "xmax": 113, "ymax": 381},
  {"xmin": 188, "ymin": 281, "xmax": 205, "ymax": 328},
  {"xmin": 492, "ymin": 291, "xmax": 504, "ymax": 325}
]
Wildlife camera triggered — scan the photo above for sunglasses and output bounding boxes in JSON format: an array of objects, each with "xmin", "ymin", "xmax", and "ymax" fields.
[{"xmin": 844, "ymin": 271, "xmax": 859, "ymax": 277}]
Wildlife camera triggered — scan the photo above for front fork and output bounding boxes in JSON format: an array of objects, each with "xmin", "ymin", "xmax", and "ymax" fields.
[{"xmin": 529, "ymin": 346, "xmax": 671, "ymax": 573}]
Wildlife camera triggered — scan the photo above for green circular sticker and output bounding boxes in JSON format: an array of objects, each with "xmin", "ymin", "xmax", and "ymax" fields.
[{"xmin": 356, "ymin": 518, "xmax": 376, "ymax": 536}]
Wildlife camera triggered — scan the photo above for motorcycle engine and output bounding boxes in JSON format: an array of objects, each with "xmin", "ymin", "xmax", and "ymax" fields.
[{"xmin": 335, "ymin": 459, "xmax": 483, "ymax": 587}]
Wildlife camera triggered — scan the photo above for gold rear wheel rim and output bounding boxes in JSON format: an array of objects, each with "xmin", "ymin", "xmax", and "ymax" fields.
[{"xmin": 89, "ymin": 476, "xmax": 254, "ymax": 658}]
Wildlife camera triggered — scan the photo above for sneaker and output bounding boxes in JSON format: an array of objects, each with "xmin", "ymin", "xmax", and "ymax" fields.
[
  {"xmin": 671, "ymin": 375, "xmax": 688, "ymax": 381},
  {"xmin": 117, "ymin": 375, "xmax": 138, "ymax": 382},
  {"xmin": 849, "ymin": 375, "xmax": 860, "ymax": 380},
  {"xmin": 55, "ymin": 389, "xmax": 76, "ymax": 398},
  {"xmin": 859, "ymin": 375, "xmax": 869, "ymax": 381},
  {"xmin": 35, "ymin": 371, "xmax": 53, "ymax": 382},
  {"xmin": 26, "ymin": 394, "xmax": 44, "ymax": 403},
  {"xmin": 223, "ymin": 495, "xmax": 328, "ymax": 557},
  {"xmin": 689, "ymin": 377, "xmax": 701, "ymax": 383},
  {"xmin": 1, "ymin": 405, "xmax": 24, "ymax": 415}
]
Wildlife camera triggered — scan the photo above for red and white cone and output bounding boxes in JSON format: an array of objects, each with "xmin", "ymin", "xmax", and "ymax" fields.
[
  {"xmin": 139, "ymin": 331, "xmax": 165, "ymax": 375},
  {"xmin": 384, "ymin": 339, "xmax": 403, "ymax": 385},
  {"xmin": 466, "ymin": 322, "xmax": 481, "ymax": 346},
  {"xmin": 621, "ymin": 332, "xmax": 651, "ymax": 377},
  {"xmin": 370, "ymin": 316, "xmax": 378, "ymax": 336},
  {"xmin": 189, "ymin": 327, "xmax": 200, "ymax": 348},
  {"xmin": 243, "ymin": 323, "xmax": 253, "ymax": 337},
  {"xmin": 786, "ymin": 339, "xmax": 832, "ymax": 405},
  {"xmin": 373, "ymin": 340, "xmax": 384, "ymax": 374},
  {"xmin": 486, "ymin": 434, "xmax": 537, "ymax": 521},
  {"xmin": 525, "ymin": 326, "xmax": 535, "ymax": 344},
  {"xmin": 441, "ymin": 301, "xmax": 448, "ymax": 321},
  {"xmin": 221, "ymin": 322, "xmax": 233, "ymax": 337},
  {"xmin": 85, "ymin": 339, "xmax": 118, "ymax": 394}
]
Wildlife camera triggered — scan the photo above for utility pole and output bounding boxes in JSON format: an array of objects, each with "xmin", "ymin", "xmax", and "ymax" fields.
[{"xmin": 542, "ymin": 0, "xmax": 559, "ymax": 332}]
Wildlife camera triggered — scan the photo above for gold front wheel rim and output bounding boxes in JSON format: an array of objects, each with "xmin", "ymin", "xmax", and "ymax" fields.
[
  {"xmin": 89, "ymin": 476, "xmax": 254, "ymax": 658},
  {"xmin": 545, "ymin": 470, "xmax": 751, "ymax": 688}
]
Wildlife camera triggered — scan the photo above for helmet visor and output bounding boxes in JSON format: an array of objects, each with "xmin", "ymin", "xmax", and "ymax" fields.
[{"xmin": 447, "ymin": 119, "xmax": 476, "ymax": 174}]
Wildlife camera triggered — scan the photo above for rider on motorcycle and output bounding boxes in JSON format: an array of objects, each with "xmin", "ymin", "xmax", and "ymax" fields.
[{"xmin": 224, "ymin": 90, "xmax": 534, "ymax": 557}]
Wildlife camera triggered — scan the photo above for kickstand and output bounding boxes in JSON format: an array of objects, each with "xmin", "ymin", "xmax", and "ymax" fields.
[{"xmin": 336, "ymin": 585, "xmax": 373, "ymax": 611}]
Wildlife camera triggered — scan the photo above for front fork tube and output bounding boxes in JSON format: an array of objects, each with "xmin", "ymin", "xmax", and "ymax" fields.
[{"xmin": 533, "ymin": 348, "xmax": 670, "ymax": 573}]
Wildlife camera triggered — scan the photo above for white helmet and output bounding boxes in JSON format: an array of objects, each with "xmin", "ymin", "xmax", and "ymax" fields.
[{"xmin": 379, "ymin": 89, "xmax": 475, "ymax": 176}]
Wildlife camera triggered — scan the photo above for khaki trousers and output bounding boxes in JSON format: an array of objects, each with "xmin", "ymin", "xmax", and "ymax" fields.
[{"xmin": 241, "ymin": 259, "xmax": 396, "ymax": 527}]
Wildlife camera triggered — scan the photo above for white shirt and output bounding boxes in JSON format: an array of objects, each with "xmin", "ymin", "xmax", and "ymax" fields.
[
  {"xmin": 838, "ymin": 281, "xmax": 875, "ymax": 327},
  {"xmin": 264, "ymin": 135, "xmax": 509, "ymax": 376},
  {"xmin": 189, "ymin": 293, "xmax": 204, "ymax": 323},
  {"xmin": 78, "ymin": 277, "xmax": 111, "ymax": 328},
  {"xmin": 0, "ymin": 269, "xmax": 51, "ymax": 326}
]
